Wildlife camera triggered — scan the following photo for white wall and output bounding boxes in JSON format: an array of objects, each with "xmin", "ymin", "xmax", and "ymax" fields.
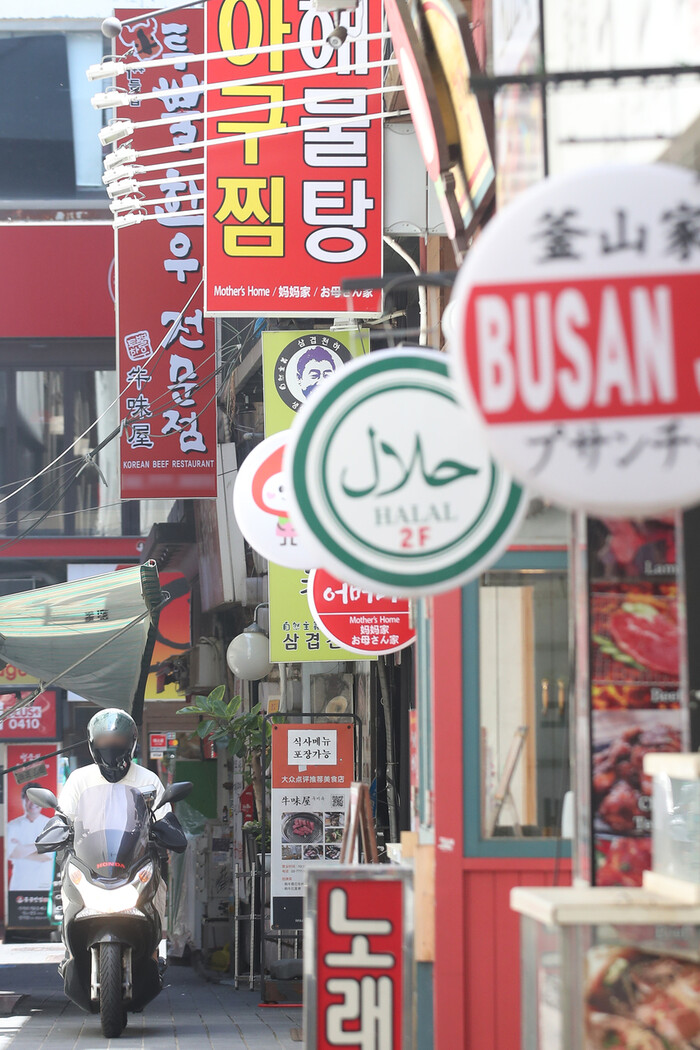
[{"xmin": 544, "ymin": 0, "xmax": 700, "ymax": 173}]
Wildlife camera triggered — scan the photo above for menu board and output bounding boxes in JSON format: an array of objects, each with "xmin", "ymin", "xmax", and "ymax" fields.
[{"xmin": 587, "ymin": 516, "xmax": 685, "ymax": 886}]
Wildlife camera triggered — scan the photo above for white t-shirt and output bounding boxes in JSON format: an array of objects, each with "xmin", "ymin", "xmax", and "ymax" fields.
[
  {"xmin": 58, "ymin": 762, "xmax": 170, "ymax": 819},
  {"xmin": 6, "ymin": 813, "xmax": 52, "ymax": 890}
]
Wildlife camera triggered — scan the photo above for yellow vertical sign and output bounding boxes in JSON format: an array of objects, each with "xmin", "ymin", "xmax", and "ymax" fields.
[{"xmin": 262, "ymin": 329, "xmax": 371, "ymax": 663}]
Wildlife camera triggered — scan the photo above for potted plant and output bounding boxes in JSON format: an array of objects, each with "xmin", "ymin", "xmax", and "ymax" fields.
[{"xmin": 178, "ymin": 685, "xmax": 270, "ymax": 824}]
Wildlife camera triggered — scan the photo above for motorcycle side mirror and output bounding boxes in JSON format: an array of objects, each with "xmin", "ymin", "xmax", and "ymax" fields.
[
  {"xmin": 36, "ymin": 816, "xmax": 72, "ymax": 854},
  {"xmin": 26, "ymin": 787, "xmax": 59, "ymax": 810},
  {"xmin": 155, "ymin": 781, "xmax": 193, "ymax": 811}
]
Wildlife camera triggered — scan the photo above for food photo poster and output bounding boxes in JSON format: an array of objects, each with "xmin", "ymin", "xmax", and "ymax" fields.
[{"xmin": 587, "ymin": 516, "xmax": 684, "ymax": 886}]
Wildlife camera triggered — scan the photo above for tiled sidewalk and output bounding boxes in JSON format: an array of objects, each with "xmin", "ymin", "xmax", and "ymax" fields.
[{"xmin": 0, "ymin": 945, "xmax": 301, "ymax": 1050}]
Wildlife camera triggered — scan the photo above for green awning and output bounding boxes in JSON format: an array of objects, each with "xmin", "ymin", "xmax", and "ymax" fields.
[{"xmin": 0, "ymin": 562, "xmax": 162, "ymax": 714}]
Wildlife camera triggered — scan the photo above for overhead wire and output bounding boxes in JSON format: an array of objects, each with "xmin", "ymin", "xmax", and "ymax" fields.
[
  {"xmin": 93, "ymin": 57, "xmax": 397, "ymax": 109},
  {"xmin": 91, "ymin": 31, "xmax": 391, "ymax": 78}
]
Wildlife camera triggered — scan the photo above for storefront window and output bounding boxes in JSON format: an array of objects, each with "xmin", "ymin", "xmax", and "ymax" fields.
[
  {"xmin": 479, "ymin": 567, "xmax": 570, "ymax": 839},
  {"xmin": 3, "ymin": 365, "xmax": 120, "ymax": 537},
  {"xmin": 0, "ymin": 31, "xmax": 105, "ymax": 199}
]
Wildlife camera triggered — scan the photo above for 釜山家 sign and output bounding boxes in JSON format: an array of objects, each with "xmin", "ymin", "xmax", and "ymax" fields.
[
  {"xmin": 204, "ymin": 0, "xmax": 383, "ymax": 316},
  {"xmin": 285, "ymin": 349, "xmax": 526, "ymax": 595},
  {"xmin": 449, "ymin": 162, "xmax": 700, "ymax": 514}
]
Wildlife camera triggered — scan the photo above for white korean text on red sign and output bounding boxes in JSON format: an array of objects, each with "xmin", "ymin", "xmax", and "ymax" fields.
[
  {"xmin": 304, "ymin": 866, "xmax": 413, "ymax": 1050},
  {"xmin": 204, "ymin": 0, "xmax": 383, "ymax": 316},
  {"xmin": 449, "ymin": 163, "xmax": 700, "ymax": 514},
  {"xmin": 116, "ymin": 10, "xmax": 217, "ymax": 499}
]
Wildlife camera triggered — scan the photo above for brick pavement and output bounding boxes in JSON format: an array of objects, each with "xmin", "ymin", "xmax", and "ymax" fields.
[{"xmin": 0, "ymin": 945, "xmax": 302, "ymax": 1050}]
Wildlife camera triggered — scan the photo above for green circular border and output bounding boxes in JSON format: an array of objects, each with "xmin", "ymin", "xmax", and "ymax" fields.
[
  {"xmin": 319, "ymin": 383, "xmax": 497, "ymax": 559},
  {"xmin": 291, "ymin": 353, "xmax": 525, "ymax": 589}
]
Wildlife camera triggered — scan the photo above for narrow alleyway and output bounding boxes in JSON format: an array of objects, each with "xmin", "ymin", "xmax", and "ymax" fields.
[{"xmin": 0, "ymin": 945, "xmax": 301, "ymax": 1049}]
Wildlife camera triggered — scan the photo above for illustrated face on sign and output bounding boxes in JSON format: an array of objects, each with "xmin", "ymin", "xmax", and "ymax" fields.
[
  {"xmin": 273, "ymin": 336, "xmax": 353, "ymax": 412},
  {"xmin": 261, "ymin": 471, "xmax": 288, "ymax": 518},
  {"xmin": 253, "ymin": 446, "xmax": 288, "ymax": 518},
  {"xmin": 297, "ymin": 347, "xmax": 336, "ymax": 399}
]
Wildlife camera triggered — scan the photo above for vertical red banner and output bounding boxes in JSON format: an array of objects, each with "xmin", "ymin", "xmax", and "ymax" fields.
[
  {"xmin": 116, "ymin": 9, "xmax": 217, "ymax": 499},
  {"xmin": 205, "ymin": 0, "xmax": 384, "ymax": 317},
  {"xmin": 5, "ymin": 745, "xmax": 59, "ymax": 929},
  {"xmin": 307, "ymin": 869, "xmax": 411, "ymax": 1050}
]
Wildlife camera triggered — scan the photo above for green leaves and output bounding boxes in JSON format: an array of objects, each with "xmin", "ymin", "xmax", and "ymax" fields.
[{"xmin": 177, "ymin": 685, "xmax": 267, "ymax": 765}]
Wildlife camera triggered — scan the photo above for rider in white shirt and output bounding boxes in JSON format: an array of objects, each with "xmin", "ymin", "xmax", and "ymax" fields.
[{"xmin": 57, "ymin": 709, "xmax": 170, "ymax": 968}]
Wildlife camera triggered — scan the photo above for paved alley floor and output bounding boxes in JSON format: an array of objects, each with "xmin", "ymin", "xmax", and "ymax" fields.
[{"xmin": 0, "ymin": 944, "xmax": 302, "ymax": 1049}]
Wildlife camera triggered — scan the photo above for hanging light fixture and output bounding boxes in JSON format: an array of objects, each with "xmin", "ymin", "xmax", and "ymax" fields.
[{"xmin": 226, "ymin": 604, "xmax": 273, "ymax": 681}]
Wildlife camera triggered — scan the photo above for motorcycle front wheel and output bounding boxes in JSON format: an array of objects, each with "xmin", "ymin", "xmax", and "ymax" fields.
[{"xmin": 99, "ymin": 942, "xmax": 125, "ymax": 1038}]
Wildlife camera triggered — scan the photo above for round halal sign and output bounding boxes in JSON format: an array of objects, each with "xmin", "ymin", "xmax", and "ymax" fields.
[
  {"xmin": 449, "ymin": 162, "xmax": 700, "ymax": 515},
  {"xmin": 273, "ymin": 334, "xmax": 353, "ymax": 412},
  {"xmin": 285, "ymin": 349, "xmax": 526, "ymax": 596}
]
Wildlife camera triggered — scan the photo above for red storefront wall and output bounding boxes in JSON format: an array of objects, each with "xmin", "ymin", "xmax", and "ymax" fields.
[{"xmin": 432, "ymin": 589, "xmax": 571, "ymax": 1050}]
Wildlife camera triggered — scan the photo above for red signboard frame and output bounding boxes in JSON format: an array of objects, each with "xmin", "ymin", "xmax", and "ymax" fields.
[
  {"xmin": 5, "ymin": 744, "xmax": 59, "ymax": 930},
  {"xmin": 204, "ymin": 0, "xmax": 383, "ymax": 317},
  {"xmin": 304, "ymin": 865, "xmax": 413, "ymax": 1050},
  {"xmin": 0, "ymin": 691, "xmax": 59, "ymax": 741},
  {"xmin": 115, "ymin": 9, "xmax": 217, "ymax": 500}
]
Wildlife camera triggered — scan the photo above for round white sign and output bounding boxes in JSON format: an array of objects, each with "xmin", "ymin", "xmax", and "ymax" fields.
[
  {"xmin": 449, "ymin": 162, "xmax": 700, "ymax": 515},
  {"xmin": 284, "ymin": 349, "xmax": 527, "ymax": 596},
  {"xmin": 232, "ymin": 432, "xmax": 317, "ymax": 568}
]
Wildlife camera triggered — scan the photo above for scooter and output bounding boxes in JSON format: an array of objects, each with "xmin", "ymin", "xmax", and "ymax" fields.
[{"xmin": 28, "ymin": 779, "xmax": 191, "ymax": 1038}]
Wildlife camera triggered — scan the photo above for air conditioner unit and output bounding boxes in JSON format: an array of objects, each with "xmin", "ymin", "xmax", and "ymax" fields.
[{"xmin": 187, "ymin": 639, "xmax": 224, "ymax": 694}]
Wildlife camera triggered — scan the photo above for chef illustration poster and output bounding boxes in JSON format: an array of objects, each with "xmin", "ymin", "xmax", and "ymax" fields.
[
  {"xmin": 587, "ymin": 516, "xmax": 685, "ymax": 886},
  {"xmin": 5, "ymin": 745, "xmax": 59, "ymax": 928}
]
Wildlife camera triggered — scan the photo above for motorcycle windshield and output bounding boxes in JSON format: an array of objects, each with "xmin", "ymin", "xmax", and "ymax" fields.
[{"xmin": 72, "ymin": 783, "xmax": 150, "ymax": 878}]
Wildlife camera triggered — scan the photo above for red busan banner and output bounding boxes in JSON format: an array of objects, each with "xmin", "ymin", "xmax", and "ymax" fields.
[
  {"xmin": 204, "ymin": 0, "xmax": 383, "ymax": 317},
  {"xmin": 116, "ymin": 10, "xmax": 217, "ymax": 499}
]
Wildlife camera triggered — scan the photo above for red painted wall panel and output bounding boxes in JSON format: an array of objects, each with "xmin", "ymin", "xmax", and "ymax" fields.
[
  {"xmin": 0, "ymin": 225, "xmax": 115, "ymax": 338},
  {"xmin": 463, "ymin": 860, "xmax": 572, "ymax": 1050}
]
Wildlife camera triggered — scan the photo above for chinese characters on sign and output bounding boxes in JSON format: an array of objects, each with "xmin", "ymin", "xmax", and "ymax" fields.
[
  {"xmin": 450, "ymin": 163, "xmax": 700, "ymax": 514},
  {"xmin": 205, "ymin": 0, "xmax": 383, "ymax": 316},
  {"xmin": 116, "ymin": 9, "xmax": 217, "ymax": 499},
  {"xmin": 305, "ymin": 867, "xmax": 412, "ymax": 1050},
  {"xmin": 271, "ymin": 722, "xmax": 354, "ymax": 929},
  {"xmin": 268, "ymin": 563, "xmax": 367, "ymax": 661}
]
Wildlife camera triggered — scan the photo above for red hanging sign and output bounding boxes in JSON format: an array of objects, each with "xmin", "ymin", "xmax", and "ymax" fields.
[
  {"xmin": 308, "ymin": 569, "xmax": 415, "ymax": 655},
  {"xmin": 116, "ymin": 9, "xmax": 217, "ymax": 499},
  {"xmin": 204, "ymin": 0, "xmax": 383, "ymax": 317},
  {"xmin": 306, "ymin": 867, "xmax": 413, "ymax": 1050}
]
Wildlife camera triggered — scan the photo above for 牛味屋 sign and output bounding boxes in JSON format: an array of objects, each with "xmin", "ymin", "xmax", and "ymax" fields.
[
  {"xmin": 449, "ymin": 163, "xmax": 700, "ymax": 514},
  {"xmin": 116, "ymin": 9, "xmax": 217, "ymax": 500}
]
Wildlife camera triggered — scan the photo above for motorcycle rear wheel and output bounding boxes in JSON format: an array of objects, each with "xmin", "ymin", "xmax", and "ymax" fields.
[{"xmin": 99, "ymin": 943, "xmax": 125, "ymax": 1038}]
